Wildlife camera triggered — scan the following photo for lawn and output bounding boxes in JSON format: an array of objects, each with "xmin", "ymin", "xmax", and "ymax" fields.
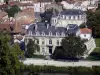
[
  {"xmin": 92, "ymin": 48, "xmax": 100, "ymax": 53},
  {"xmin": 95, "ymin": 38, "xmax": 100, "ymax": 47}
]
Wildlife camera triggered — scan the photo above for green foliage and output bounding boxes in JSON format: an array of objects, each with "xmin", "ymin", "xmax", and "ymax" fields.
[
  {"xmin": 6, "ymin": 5, "xmax": 21, "ymax": 17},
  {"xmin": 55, "ymin": 0, "xmax": 62, "ymax": 3},
  {"xmin": 62, "ymin": 35, "xmax": 86, "ymax": 58},
  {"xmin": 24, "ymin": 65, "xmax": 100, "ymax": 75},
  {"xmin": 86, "ymin": 9, "xmax": 100, "ymax": 37},
  {"xmin": 52, "ymin": 35, "xmax": 86, "ymax": 59},
  {"xmin": 25, "ymin": 39, "xmax": 40, "ymax": 58},
  {"xmin": 0, "ymin": 31, "xmax": 24, "ymax": 75},
  {"xmin": 79, "ymin": 23, "xmax": 86, "ymax": 28}
]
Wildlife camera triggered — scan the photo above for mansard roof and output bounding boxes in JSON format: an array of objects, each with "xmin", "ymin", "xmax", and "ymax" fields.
[
  {"xmin": 27, "ymin": 22, "xmax": 66, "ymax": 35},
  {"xmin": 60, "ymin": 9, "xmax": 85, "ymax": 15}
]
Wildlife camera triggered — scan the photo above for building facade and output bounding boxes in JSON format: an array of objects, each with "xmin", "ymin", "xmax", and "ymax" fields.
[
  {"xmin": 51, "ymin": 9, "xmax": 86, "ymax": 27},
  {"xmin": 25, "ymin": 22, "xmax": 79, "ymax": 55}
]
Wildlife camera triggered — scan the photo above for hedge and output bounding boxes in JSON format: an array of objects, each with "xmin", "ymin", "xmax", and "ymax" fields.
[{"xmin": 23, "ymin": 65, "xmax": 100, "ymax": 75}]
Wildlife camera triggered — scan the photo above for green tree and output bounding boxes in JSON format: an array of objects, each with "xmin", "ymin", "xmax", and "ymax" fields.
[
  {"xmin": 52, "ymin": 35, "xmax": 86, "ymax": 59},
  {"xmin": 0, "ymin": 31, "xmax": 24, "ymax": 75},
  {"xmin": 61, "ymin": 35, "xmax": 86, "ymax": 58},
  {"xmin": 6, "ymin": 5, "xmax": 21, "ymax": 17},
  {"xmin": 25, "ymin": 39, "xmax": 40, "ymax": 58},
  {"xmin": 86, "ymin": 9, "xmax": 100, "ymax": 37}
]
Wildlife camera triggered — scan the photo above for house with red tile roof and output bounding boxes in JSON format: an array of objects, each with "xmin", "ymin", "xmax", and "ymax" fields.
[
  {"xmin": 79, "ymin": 28, "xmax": 92, "ymax": 40},
  {"xmin": 0, "ymin": 11, "xmax": 8, "ymax": 23}
]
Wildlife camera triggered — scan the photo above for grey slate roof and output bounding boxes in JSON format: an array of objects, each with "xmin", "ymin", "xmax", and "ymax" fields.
[
  {"xmin": 27, "ymin": 23, "xmax": 79, "ymax": 36},
  {"xmin": 60, "ymin": 9, "xmax": 85, "ymax": 15},
  {"xmin": 67, "ymin": 24, "xmax": 79, "ymax": 34},
  {"xmin": 27, "ymin": 22, "xmax": 66, "ymax": 36}
]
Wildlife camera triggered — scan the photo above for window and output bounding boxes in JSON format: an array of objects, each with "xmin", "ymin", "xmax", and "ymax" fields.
[
  {"xmin": 29, "ymin": 30, "xmax": 32, "ymax": 35},
  {"xmin": 37, "ymin": 40, "xmax": 39, "ymax": 44},
  {"xmin": 57, "ymin": 40, "xmax": 59, "ymax": 45},
  {"xmin": 42, "ymin": 47, "xmax": 45, "ymax": 54},
  {"xmin": 84, "ymin": 34, "xmax": 86, "ymax": 37},
  {"xmin": 42, "ymin": 40, "xmax": 45, "ymax": 44},
  {"xmin": 49, "ymin": 31, "xmax": 52, "ymax": 36},
  {"xmin": 73, "ymin": 16, "xmax": 75, "ymax": 20},
  {"xmin": 36, "ymin": 31, "xmax": 39, "ymax": 36},
  {"xmin": 69, "ymin": 16, "xmax": 71, "ymax": 20},
  {"xmin": 61, "ymin": 32, "xmax": 65, "ymax": 36},
  {"xmin": 42, "ymin": 32, "xmax": 45, "ymax": 36},
  {"xmin": 49, "ymin": 39, "xmax": 52, "ymax": 44},
  {"xmin": 56, "ymin": 32, "xmax": 59, "ymax": 36}
]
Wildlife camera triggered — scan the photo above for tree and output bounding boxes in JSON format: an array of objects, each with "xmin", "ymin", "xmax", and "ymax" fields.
[
  {"xmin": 61, "ymin": 35, "xmax": 86, "ymax": 58},
  {"xmin": 52, "ymin": 46, "xmax": 65, "ymax": 59},
  {"xmin": 6, "ymin": 5, "xmax": 21, "ymax": 17},
  {"xmin": 55, "ymin": 0, "xmax": 62, "ymax": 3},
  {"xmin": 0, "ymin": 31, "xmax": 24, "ymax": 75},
  {"xmin": 52, "ymin": 35, "xmax": 86, "ymax": 59},
  {"xmin": 25, "ymin": 39, "xmax": 40, "ymax": 58},
  {"xmin": 86, "ymin": 9, "xmax": 100, "ymax": 37}
]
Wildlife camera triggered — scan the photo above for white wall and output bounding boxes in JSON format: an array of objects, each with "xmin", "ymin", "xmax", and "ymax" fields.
[
  {"xmin": 25, "ymin": 36, "xmax": 64, "ymax": 55},
  {"xmin": 80, "ymin": 34, "xmax": 91, "ymax": 40}
]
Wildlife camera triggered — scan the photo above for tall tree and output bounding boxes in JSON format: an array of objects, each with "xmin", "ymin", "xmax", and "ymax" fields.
[
  {"xmin": 0, "ymin": 31, "xmax": 24, "ymax": 75},
  {"xmin": 86, "ymin": 9, "xmax": 100, "ymax": 37},
  {"xmin": 25, "ymin": 39, "xmax": 40, "ymax": 58}
]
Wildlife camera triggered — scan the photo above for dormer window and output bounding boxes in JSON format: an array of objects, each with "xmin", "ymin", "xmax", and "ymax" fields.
[
  {"xmin": 49, "ymin": 31, "xmax": 52, "ymax": 36},
  {"xmin": 42, "ymin": 32, "xmax": 45, "ymax": 36},
  {"xmin": 61, "ymin": 32, "xmax": 65, "ymax": 36},
  {"xmin": 36, "ymin": 31, "xmax": 39, "ymax": 36},
  {"xmin": 29, "ymin": 30, "xmax": 32, "ymax": 36},
  {"xmin": 56, "ymin": 32, "xmax": 59, "ymax": 36}
]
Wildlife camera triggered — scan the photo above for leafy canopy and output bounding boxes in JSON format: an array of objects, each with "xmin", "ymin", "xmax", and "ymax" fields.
[{"xmin": 0, "ymin": 31, "xmax": 24, "ymax": 75}]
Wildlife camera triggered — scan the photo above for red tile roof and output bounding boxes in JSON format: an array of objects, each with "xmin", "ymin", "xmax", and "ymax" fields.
[{"xmin": 80, "ymin": 28, "xmax": 92, "ymax": 34}]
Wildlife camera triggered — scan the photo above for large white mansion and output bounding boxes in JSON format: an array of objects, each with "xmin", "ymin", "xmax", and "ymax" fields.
[{"xmin": 25, "ymin": 9, "xmax": 93, "ymax": 56}]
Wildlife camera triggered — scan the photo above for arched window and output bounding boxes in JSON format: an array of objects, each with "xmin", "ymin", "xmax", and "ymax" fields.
[
  {"xmin": 57, "ymin": 40, "xmax": 59, "ymax": 45},
  {"xmin": 49, "ymin": 39, "xmax": 52, "ymax": 44}
]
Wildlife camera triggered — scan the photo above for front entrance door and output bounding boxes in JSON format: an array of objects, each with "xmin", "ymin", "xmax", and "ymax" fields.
[{"xmin": 49, "ymin": 46, "xmax": 52, "ymax": 54}]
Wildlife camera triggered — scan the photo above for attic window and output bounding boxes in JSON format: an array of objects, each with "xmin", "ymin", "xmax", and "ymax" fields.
[
  {"xmin": 36, "ymin": 31, "xmax": 39, "ymax": 36},
  {"xmin": 56, "ymin": 32, "xmax": 59, "ymax": 36},
  {"xmin": 29, "ymin": 30, "xmax": 32, "ymax": 35},
  {"xmin": 61, "ymin": 32, "xmax": 65, "ymax": 36},
  {"xmin": 49, "ymin": 31, "xmax": 52, "ymax": 36},
  {"xmin": 42, "ymin": 32, "xmax": 45, "ymax": 36}
]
